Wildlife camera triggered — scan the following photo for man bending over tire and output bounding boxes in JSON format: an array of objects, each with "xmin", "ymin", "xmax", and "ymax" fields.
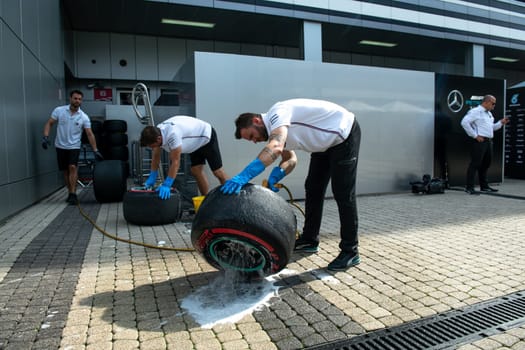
[
  {"xmin": 140, "ymin": 116, "xmax": 229, "ymax": 199},
  {"xmin": 221, "ymin": 98, "xmax": 361, "ymax": 272}
]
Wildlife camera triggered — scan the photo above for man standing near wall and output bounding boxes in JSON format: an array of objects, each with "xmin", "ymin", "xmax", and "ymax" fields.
[
  {"xmin": 460, "ymin": 94, "xmax": 509, "ymax": 194},
  {"xmin": 42, "ymin": 90, "xmax": 103, "ymax": 204}
]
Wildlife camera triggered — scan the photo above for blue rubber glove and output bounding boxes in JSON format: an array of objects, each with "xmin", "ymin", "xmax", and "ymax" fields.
[
  {"xmin": 157, "ymin": 176, "xmax": 174, "ymax": 200},
  {"xmin": 221, "ymin": 158, "xmax": 266, "ymax": 195},
  {"xmin": 144, "ymin": 170, "xmax": 158, "ymax": 188},
  {"xmin": 268, "ymin": 167, "xmax": 286, "ymax": 192}
]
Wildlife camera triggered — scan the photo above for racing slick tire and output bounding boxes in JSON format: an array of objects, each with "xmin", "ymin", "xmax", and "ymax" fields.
[
  {"xmin": 123, "ymin": 187, "xmax": 182, "ymax": 226},
  {"xmin": 191, "ymin": 184, "xmax": 297, "ymax": 277},
  {"xmin": 92, "ymin": 160, "xmax": 127, "ymax": 203}
]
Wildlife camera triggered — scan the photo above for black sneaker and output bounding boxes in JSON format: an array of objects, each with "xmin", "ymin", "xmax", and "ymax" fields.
[
  {"xmin": 294, "ymin": 237, "xmax": 319, "ymax": 253},
  {"xmin": 67, "ymin": 193, "xmax": 78, "ymax": 205},
  {"xmin": 465, "ymin": 188, "xmax": 479, "ymax": 195},
  {"xmin": 480, "ymin": 186, "xmax": 498, "ymax": 192},
  {"xmin": 327, "ymin": 251, "xmax": 360, "ymax": 271},
  {"xmin": 65, "ymin": 193, "xmax": 73, "ymax": 203}
]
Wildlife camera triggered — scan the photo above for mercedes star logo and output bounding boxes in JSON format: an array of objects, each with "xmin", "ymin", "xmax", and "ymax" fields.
[{"xmin": 447, "ymin": 90, "xmax": 464, "ymax": 113}]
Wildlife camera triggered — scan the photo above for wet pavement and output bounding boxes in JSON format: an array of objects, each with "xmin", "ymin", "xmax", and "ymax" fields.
[{"xmin": 0, "ymin": 179, "xmax": 524, "ymax": 350}]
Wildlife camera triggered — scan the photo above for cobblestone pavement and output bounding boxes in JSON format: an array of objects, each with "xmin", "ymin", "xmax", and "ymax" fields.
[{"xmin": 0, "ymin": 179, "xmax": 524, "ymax": 350}]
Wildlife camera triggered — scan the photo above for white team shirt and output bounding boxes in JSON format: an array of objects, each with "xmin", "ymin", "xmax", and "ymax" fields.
[
  {"xmin": 461, "ymin": 104, "xmax": 503, "ymax": 139},
  {"xmin": 157, "ymin": 116, "xmax": 212, "ymax": 154},
  {"xmin": 51, "ymin": 105, "xmax": 91, "ymax": 149},
  {"xmin": 261, "ymin": 98, "xmax": 355, "ymax": 152}
]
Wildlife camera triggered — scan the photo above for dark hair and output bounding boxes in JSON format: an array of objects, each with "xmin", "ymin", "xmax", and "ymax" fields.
[
  {"xmin": 234, "ymin": 113, "xmax": 259, "ymax": 139},
  {"xmin": 70, "ymin": 89, "xmax": 83, "ymax": 97},
  {"xmin": 140, "ymin": 126, "xmax": 161, "ymax": 147}
]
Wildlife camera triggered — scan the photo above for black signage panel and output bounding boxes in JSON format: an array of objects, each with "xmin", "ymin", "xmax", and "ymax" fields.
[
  {"xmin": 434, "ymin": 74, "xmax": 505, "ymax": 187},
  {"xmin": 505, "ymin": 87, "xmax": 525, "ymax": 179}
]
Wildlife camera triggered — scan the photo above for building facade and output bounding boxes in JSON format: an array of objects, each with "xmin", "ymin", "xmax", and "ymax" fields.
[{"xmin": 1, "ymin": 0, "xmax": 524, "ymax": 221}]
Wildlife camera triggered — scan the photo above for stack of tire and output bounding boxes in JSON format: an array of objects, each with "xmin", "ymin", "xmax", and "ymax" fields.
[
  {"xmin": 102, "ymin": 119, "xmax": 129, "ymax": 177},
  {"xmin": 93, "ymin": 160, "xmax": 128, "ymax": 203},
  {"xmin": 81, "ymin": 119, "xmax": 104, "ymax": 146},
  {"xmin": 79, "ymin": 119, "xmax": 104, "ymax": 182},
  {"xmin": 92, "ymin": 119, "xmax": 129, "ymax": 203}
]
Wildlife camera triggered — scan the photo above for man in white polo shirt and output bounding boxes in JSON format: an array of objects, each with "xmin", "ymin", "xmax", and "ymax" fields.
[
  {"xmin": 221, "ymin": 98, "xmax": 361, "ymax": 271},
  {"xmin": 140, "ymin": 116, "xmax": 229, "ymax": 200},
  {"xmin": 461, "ymin": 94, "xmax": 509, "ymax": 195},
  {"xmin": 42, "ymin": 90, "xmax": 103, "ymax": 205}
]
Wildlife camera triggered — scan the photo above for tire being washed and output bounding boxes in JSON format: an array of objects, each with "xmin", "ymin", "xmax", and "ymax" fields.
[{"xmin": 191, "ymin": 184, "xmax": 297, "ymax": 276}]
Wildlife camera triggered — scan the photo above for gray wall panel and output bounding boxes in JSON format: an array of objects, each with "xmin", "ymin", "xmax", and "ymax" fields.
[
  {"xmin": 110, "ymin": 33, "xmax": 136, "ymax": 80},
  {"xmin": 195, "ymin": 52, "xmax": 435, "ymax": 198},
  {"xmin": 38, "ymin": 0, "xmax": 63, "ymax": 81},
  {"xmin": 3, "ymin": 27, "xmax": 25, "ymax": 182},
  {"xmin": 214, "ymin": 41, "xmax": 241, "ymax": 54},
  {"xmin": 186, "ymin": 39, "xmax": 214, "ymax": 60},
  {"xmin": 158, "ymin": 37, "xmax": 186, "ymax": 81},
  {"xmin": 0, "ymin": 187, "xmax": 10, "ymax": 222},
  {"xmin": 8, "ymin": 179, "xmax": 31, "ymax": 216},
  {"xmin": 21, "ymin": 0, "xmax": 38, "ymax": 55},
  {"xmin": 0, "ymin": 0, "xmax": 64, "ymax": 222},
  {"xmin": 135, "ymin": 35, "xmax": 158, "ymax": 80},
  {"xmin": 63, "ymin": 30, "xmax": 75, "ymax": 75},
  {"xmin": 75, "ymin": 32, "xmax": 111, "ymax": 79},
  {"xmin": 0, "ymin": 21, "xmax": 7, "ymax": 185},
  {"xmin": 39, "ymin": 69, "xmax": 61, "ymax": 174},
  {"xmin": 24, "ymin": 50, "xmax": 42, "ymax": 176},
  {"xmin": 1, "ymin": 0, "xmax": 21, "ymax": 38}
]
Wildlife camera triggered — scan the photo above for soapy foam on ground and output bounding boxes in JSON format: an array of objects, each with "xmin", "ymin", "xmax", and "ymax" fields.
[
  {"xmin": 311, "ymin": 269, "xmax": 340, "ymax": 284},
  {"xmin": 181, "ymin": 270, "xmax": 279, "ymax": 328},
  {"xmin": 180, "ymin": 268, "xmax": 338, "ymax": 328}
]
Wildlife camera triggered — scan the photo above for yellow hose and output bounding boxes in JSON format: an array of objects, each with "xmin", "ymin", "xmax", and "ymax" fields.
[
  {"xmin": 79, "ymin": 180, "xmax": 303, "ymax": 251},
  {"xmin": 262, "ymin": 179, "xmax": 306, "ymax": 217},
  {"xmin": 77, "ymin": 203, "xmax": 194, "ymax": 252}
]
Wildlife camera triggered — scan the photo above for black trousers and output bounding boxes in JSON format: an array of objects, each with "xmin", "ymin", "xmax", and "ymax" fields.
[
  {"xmin": 301, "ymin": 120, "xmax": 361, "ymax": 254},
  {"xmin": 466, "ymin": 138, "xmax": 492, "ymax": 189}
]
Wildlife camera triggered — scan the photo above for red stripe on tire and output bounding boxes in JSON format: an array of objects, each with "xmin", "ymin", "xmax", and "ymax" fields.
[{"xmin": 197, "ymin": 227, "xmax": 282, "ymax": 272}]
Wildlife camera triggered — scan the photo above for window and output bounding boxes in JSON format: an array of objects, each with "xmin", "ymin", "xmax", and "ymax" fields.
[
  {"xmin": 117, "ymin": 88, "xmax": 145, "ymax": 106},
  {"xmin": 154, "ymin": 89, "xmax": 180, "ymax": 106}
]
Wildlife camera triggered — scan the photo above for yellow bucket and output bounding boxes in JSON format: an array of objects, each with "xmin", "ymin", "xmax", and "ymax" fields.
[{"xmin": 192, "ymin": 195, "xmax": 205, "ymax": 212}]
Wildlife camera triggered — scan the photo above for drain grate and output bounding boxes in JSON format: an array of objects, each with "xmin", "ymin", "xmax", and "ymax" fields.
[{"xmin": 306, "ymin": 290, "xmax": 525, "ymax": 350}]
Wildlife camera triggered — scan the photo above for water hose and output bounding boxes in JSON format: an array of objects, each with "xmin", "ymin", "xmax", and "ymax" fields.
[
  {"xmin": 77, "ymin": 179, "xmax": 304, "ymax": 252},
  {"xmin": 262, "ymin": 179, "xmax": 306, "ymax": 217},
  {"xmin": 76, "ymin": 202, "xmax": 194, "ymax": 252}
]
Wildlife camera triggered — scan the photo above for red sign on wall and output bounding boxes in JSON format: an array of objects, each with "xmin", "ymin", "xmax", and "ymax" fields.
[{"xmin": 94, "ymin": 88, "xmax": 113, "ymax": 101}]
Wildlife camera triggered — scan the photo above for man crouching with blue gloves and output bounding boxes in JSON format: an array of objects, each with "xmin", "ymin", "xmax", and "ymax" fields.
[{"xmin": 140, "ymin": 116, "xmax": 229, "ymax": 200}]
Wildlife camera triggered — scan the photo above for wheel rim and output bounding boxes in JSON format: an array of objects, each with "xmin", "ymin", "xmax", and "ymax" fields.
[{"xmin": 208, "ymin": 237, "xmax": 267, "ymax": 272}]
